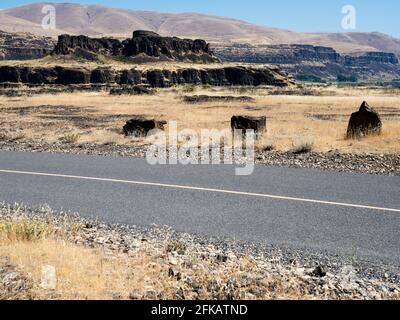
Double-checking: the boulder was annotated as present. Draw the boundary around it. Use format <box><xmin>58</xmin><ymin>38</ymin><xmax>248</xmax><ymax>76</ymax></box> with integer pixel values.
<box><xmin>231</xmin><ymin>116</ymin><xmax>267</xmax><ymax>136</ymax></box>
<box><xmin>123</xmin><ymin>117</ymin><xmax>167</xmax><ymax>137</ymax></box>
<box><xmin>347</xmin><ymin>101</ymin><xmax>382</xmax><ymax>138</ymax></box>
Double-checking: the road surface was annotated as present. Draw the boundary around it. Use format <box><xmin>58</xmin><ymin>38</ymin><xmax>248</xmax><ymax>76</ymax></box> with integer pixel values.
<box><xmin>0</xmin><ymin>150</ymin><xmax>399</xmax><ymax>265</ymax></box>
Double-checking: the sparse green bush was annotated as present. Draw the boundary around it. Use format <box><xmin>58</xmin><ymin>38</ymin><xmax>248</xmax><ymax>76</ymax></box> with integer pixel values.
<box><xmin>261</xmin><ymin>143</ymin><xmax>275</xmax><ymax>152</ymax></box>
<box><xmin>297</xmin><ymin>75</ymin><xmax>326</xmax><ymax>83</ymax></box>
<box><xmin>292</xmin><ymin>138</ymin><xmax>314</xmax><ymax>154</ymax></box>
<box><xmin>181</xmin><ymin>84</ymin><xmax>196</xmax><ymax>93</ymax></box>
<box><xmin>234</xmin><ymin>86</ymin><xmax>256</xmax><ymax>95</ymax></box>
<box><xmin>337</xmin><ymin>74</ymin><xmax>358</xmax><ymax>83</ymax></box>
<box><xmin>61</xmin><ymin>133</ymin><xmax>80</xmax><ymax>144</ymax></box>
<box><xmin>0</xmin><ymin>218</ymin><xmax>55</xmax><ymax>242</ymax></box>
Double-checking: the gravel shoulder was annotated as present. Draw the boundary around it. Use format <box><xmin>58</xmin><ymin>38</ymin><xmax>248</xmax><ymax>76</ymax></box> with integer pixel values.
<box><xmin>1</xmin><ymin>140</ymin><xmax>399</xmax><ymax>176</ymax></box>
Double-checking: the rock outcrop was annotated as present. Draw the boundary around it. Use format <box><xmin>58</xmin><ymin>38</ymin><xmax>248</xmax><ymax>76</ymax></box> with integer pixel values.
<box><xmin>123</xmin><ymin>117</ymin><xmax>167</xmax><ymax>137</ymax></box>
<box><xmin>0</xmin><ymin>65</ymin><xmax>292</xmax><ymax>87</ymax></box>
<box><xmin>0</xmin><ymin>66</ymin><xmax>20</xmax><ymax>82</ymax></box>
<box><xmin>0</xmin><ymin>30</ymin><xmax>55</xmax><ymax>60</ymax></box>
<box><xmin>122</xmin><ymin>30</ymin><xmax>217</xmax><ymax>63</ymax></box>
<box><xmin>56</xmin><ymin>67</ymin><xmax>91</xmax><ymax>85</ymax></box>
<box><xmin>142</xmin><ymin>66</ymin><xmax>290</xmax><ymax>87</ymax></box>
<box><xmin>231</xmin><ymin>116</ymin><xmax>267</xmax><ymax>136</ymax></box>
<box><xmin>53</xmin><ymin>34</ymin><xmax>123</xmax><ymax>57</ymax></box>
<box><xmin>215</xmin><ymin>43</ymin><xmax>400</xmax><ymax>81</ymax></box>
<box><xmin>347</xmin><ymin>101</ymin><xmax>383</xmax><ymax>138</ymax></box>
<box><xmin>119</xmin><ymin>69</ymin><xmax>141</xmax><ymax>85</ymax></box>
<box><xmin>90</xmin><ymin>68</ymin><xmax>116</xmax><ymax>84</ymax></box>
<box><xmin>52</xmin><ymin>30</ymin><xmax>219</xmax><ymax>63</ymax></box>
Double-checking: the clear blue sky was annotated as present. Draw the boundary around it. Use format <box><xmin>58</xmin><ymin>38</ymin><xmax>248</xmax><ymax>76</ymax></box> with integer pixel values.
<box><xmin>1</xmin><ymin>0</ymin><xmax>399</xmax><ymax>38</ymax></box>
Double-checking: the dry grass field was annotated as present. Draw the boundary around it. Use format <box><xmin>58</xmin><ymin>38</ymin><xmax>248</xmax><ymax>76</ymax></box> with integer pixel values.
<box><xmin>1</xmin><ymin>206</ymin><xmax>399</xmax><ymax>300</ymax></box>
<box><xmin>0</xmin><ymin>84</ymin><xmax>400</xmax><ymax>154</ymax></box>
<box><xmin>0</xmin><ymin>55</ymin><xmax>247</xmax><ymax>71</ymax></box>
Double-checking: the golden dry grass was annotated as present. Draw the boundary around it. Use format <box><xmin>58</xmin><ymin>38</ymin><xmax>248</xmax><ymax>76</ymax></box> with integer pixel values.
<box><xmin>1</xmin><ymin>212</ymin><xmax>399</xmax><ymax>300</ymax></box>
<box><xmin>0</xmin><ymin>85</ymin><xmax>399</xmax><ymax>154</ymax></box>
<box><xmin>0</xmin><ymin>55</ymin><xmax>255</xmax><ymax>71</ymax></box>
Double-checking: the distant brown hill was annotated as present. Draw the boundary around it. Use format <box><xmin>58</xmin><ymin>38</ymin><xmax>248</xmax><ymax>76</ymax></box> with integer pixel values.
<box><xmin>1</xmin><ymin>2</ymin><xmax>400</xmax><ymax>57</ymax></box>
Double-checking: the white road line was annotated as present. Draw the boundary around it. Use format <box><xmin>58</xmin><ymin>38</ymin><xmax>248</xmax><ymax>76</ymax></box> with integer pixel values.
<box><xmin>0</xmin><ymin>169</ymin><xmax>399</xmax><ymax>213</ymax></box>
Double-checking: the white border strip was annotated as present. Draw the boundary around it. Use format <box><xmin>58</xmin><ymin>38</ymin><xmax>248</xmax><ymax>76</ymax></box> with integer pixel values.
<box><xmin>0</xmin><ymin>169</ymin><xmax>399</xmax><ymax>213</ymax></box>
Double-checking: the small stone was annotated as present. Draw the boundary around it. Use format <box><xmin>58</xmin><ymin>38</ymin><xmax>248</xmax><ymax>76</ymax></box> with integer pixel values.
<box><xmin>168</xmin><ymin>268</ymin><xmax>182</xmax><ymax>281</ymax></box>
<box><xmin>143</xmin><ymin>290</ymin><xmax>158</xmax><ymax>300</ymax></box>
<box><xmin>129</xmin><ymin>290</ymin><xmax>140</xmax><ymax>300</ymax></box>
<box><xmin>168</xmin><ymin>256</ymin><xmax>179</xmax><ymax>266</ymax></box>
<box><xmin>311</xmin><ymin>266</ymin><xmax>327</xmax><ymax>278</ymax></box>
<box><xmin>216</xmin><ymin>254</ymin><xmax>228</xmax><ymax>263</ymax></box>
<box><xmin>2</xmin><ymin>272</ymin><xmax>21</xmax><ymax>286</ymax></box>
<box><xmin>175</xmin><ymin>287</ymin><xmax>185</xmax><ymax>300</ymax></box>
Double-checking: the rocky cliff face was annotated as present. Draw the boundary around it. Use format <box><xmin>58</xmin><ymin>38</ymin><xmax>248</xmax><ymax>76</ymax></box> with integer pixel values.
<box><xmin>0</xmin><ymin>65</ymin><xmax>291</xmax><ymax>87</ymax></box>
<box><xmin>0</xmin><ymin>30</ymin><xmax>55</xmax><ymax>60</ymax></box>
<box><xmin>52</xmin><ymin>34</ymin><xmax>123</xmax><ymax>57</ymax></box>
<box><xmin>344</xmin><ymin>52</ymin><xmax>399</xmax><ymax>66</ymax></box>
<box><xmin>215</xmin><ymin>44</ymin><xmax>400</xmax><ymax>81</ymax></box>
<box><xmin>52</xmin><ymin>30</ymin><xmax>219</xmax><ymax>63</ymax></box>
<box><xmin>122</xmin><ymin>31</ymin><xmax>215</xmax><ymax>62</ymax></box>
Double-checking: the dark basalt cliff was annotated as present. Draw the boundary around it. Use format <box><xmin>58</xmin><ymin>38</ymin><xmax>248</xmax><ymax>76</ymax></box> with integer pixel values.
<box><xmin>215</xmin><ymin>44</ymin><xmax>400</xmax><ymax>81</ymax></box>
<box><xmin>0</xmin><ymin>30</ymin><xmax>55</xmax><ymax>60</ymax></box>
<box><xmin>0</xmin><ymin>65</ymin><xmax>291</xmax><ymax>87</ymax></box>
<box><xmin>344</xmin><ymin>52</ymin><xmax>399</xmax><ymax>66</ymax></box>
<box><xmin>52</xmin><ymin>35</ymin><xmax>123</xmax><ymax>57</ymax></box>
<box><xmin>52</xmin><ymin>30</ymin><xmax>219</xmax><ymax>63</ymax></box>
<box><xmin>122</xmin><ymin>31</ymin><xmax>214</xmax><ymax>61</ymax></box>
<box><xmin>2</xmin><ymin>29</ymin><xmax>399</xmax><ymax>82</ymax></box>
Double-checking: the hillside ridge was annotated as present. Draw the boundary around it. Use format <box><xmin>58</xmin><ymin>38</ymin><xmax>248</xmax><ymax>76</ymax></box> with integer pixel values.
<box><xmin>1</xmin><ymin>2</ymin><xmax>400</xmax><ymax>57</ymax></box>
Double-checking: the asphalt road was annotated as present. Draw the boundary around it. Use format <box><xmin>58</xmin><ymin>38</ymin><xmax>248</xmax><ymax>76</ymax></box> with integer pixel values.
<box><xmin>0</xmin><ymin>150</ymin><xmax>399</xmax><ymax>265</ymax></box>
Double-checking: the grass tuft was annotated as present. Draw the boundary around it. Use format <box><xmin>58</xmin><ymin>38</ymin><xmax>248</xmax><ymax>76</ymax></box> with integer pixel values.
<box><xmin>60</xmin><ymin>133</ymin><xmax>80</xmax><ymax>144</ymax></box>
<box><xmin>0</xmin><ymin>218</ymin><xmax>55</xmax><ymax>242</ymax></box>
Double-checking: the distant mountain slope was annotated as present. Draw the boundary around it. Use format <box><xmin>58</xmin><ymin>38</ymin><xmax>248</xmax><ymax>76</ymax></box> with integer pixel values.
<box><xmin>0</xmin><ymin>10</ymin><xmax>66</xmax><ymax>36</ymax></box>
<box><xmin>1</xmin><ymin>2</ymin><xmax>400</xmax><ymax>56</ymax></box>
